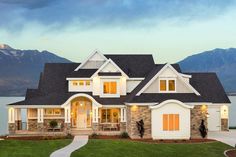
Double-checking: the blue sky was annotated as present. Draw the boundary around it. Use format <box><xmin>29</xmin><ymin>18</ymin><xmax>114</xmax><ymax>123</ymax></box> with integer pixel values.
<box><xmin>1</xmin><ymin>0</ymin><xmax>236</xmax><ymax>63</ymax></box>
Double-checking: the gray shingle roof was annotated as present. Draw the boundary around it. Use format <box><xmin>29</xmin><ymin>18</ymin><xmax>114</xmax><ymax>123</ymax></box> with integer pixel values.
<box><xmin>8</xmin><ymin>55</ymin><xmax>230</xmax><ymax>106</ymax></box>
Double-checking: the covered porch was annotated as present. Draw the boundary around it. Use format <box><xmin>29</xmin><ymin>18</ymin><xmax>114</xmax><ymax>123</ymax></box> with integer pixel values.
<box><xmin>8</xmin><ymin>94</ymin><xmax>127</xmax><ymax>135</ymax></box>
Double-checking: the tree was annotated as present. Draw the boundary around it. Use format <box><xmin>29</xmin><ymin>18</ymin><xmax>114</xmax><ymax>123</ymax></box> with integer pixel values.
<box><xmin>199</xmin><ymin>119</ymin><xmax>207</xmax><ymax>138</ymax></box>
<box><xmin>136</xmin><ymin>119</ymin><xmax>145</xmax><ymax>138</ymax></box>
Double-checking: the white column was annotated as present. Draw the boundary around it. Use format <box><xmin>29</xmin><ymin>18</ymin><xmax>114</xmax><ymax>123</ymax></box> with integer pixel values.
<box><xmin>93</xmin><ymin>106</ymin><xmax>99</xmax><ymax>123</ymax></box>
<box><xmin>8</xmin><ymin>107</ymin><xmax>15</xmax><ymax>123</ymax></box>
<box><xmin>64</xmin><ymin>105</ymin><xmax>71</xmax><ymax>123</ymax></box>
<box><xmin>37</xmin><ymin>108</ymin><xmax>44</xmax><ymax>123</ymax></box>
<box><xmin>120</xmin><ymin>108</ymin><xmax>127</xmax><ymax>122</ymax></box>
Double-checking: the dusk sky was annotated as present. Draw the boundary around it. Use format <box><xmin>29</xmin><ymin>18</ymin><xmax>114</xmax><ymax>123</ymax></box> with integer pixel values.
<box><xmin>1</xmin><ymin>0</ymin><xmax>236</xmax><ymax>63</ymax></box>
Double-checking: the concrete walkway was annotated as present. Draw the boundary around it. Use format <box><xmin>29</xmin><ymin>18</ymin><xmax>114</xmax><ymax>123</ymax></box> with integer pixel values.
<box><xmin>50</xmin><ymin>135</ymin><xmax>88</xmax><ymax>157</ymax></box>
<box><xmin>208</xmin><ymin>130</ymin><xmax>236</xmax><ymax>147</ymax></box>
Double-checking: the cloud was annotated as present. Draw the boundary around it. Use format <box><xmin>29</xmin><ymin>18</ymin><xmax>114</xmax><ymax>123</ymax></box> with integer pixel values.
<box><xmin>0</xmin><ymin>0</ymin><xmax>236</xmax><ymax>31</ymax></box>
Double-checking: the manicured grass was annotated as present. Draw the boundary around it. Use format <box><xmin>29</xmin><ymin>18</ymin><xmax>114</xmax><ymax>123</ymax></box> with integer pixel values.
<box><xmin>0</xmin><ymin>139</ymin><xmax>72</xmax><ymax>157</ymax></box>
<box><xmin>72</xmin><ymin>139</ymin><xmax>232</xmax><ymax>157</ymax></box>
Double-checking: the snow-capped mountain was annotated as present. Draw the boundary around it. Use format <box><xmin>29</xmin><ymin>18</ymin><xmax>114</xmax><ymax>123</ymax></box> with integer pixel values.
<box><xmin>0</xmin><ymin>44</ymin><xmax>72</xmax><ymax>96</ymax></box>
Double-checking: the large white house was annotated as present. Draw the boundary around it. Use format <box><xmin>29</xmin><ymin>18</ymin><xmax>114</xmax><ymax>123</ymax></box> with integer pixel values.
<box><xmin>8</xmin><ymin>51</ymin><xmax>230</xmax><ymax>139</ymax></box>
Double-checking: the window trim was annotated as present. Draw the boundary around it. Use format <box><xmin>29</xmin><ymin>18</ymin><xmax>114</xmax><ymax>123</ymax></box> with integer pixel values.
<box><xmin>159</xmin><ymin>78</ymin><xmax>176</xmax><ymax>93</ymax></box>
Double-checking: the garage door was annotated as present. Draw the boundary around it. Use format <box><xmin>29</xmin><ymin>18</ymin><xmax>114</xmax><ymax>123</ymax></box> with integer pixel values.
<box><xmin>208</xmin><ymin>106</ymin><xmax>221</xmax><ymax>131</ymax></box>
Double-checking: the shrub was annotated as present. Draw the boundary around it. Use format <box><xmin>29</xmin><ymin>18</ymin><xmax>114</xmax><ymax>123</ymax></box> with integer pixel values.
<box><xmin>120</xmin><ymin>132</ymin><xmax>129</xmax><ymax>138</ymax></box>
<box><xmin>49</xmin><ymin>120</ymin><xmax>58</xmax><ymax>131</ymax></box>
<box><xmin>91</xmin><ymin>132</ymin><xmax>98</xmax><ymax>139</ymax></box>
<box><xmin>66</xmin><ymin>133</ymin><xmax>74</xmax><ymax>139</ymax></box>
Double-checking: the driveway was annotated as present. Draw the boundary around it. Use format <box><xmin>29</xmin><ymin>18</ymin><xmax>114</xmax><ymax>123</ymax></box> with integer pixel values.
<box><xmin>208</xmin><ymin>130</ymin><xmax>236</xmax><ymax>147</ymax></box>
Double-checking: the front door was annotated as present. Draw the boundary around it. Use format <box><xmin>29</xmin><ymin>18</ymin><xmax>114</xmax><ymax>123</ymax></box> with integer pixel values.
<box><xmin>77</xmin><ymin>113</ymin><xmax>87</xmax><ymax>129</ymax></box>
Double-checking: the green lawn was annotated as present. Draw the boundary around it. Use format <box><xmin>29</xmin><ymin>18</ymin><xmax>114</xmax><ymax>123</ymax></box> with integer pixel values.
<box><xmin>72</xmin><ymin>139</ymin><xmax>232</xmax><ymax>157</ymax></box>
<box><xmin>0</xmin><ymin>139</ymin><xmax>72</xmax><ymax>157</ymax></box>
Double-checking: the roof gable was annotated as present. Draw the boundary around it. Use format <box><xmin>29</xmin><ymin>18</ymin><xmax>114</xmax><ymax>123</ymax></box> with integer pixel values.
<box><xmin>136</xmin><ymin>64</ymin><xmax>200</xmax><ymax>96</ymax></box>
<box><xmin>75</xmin><ymin>51</ymin><xmax>107</xmax><ymax>71</ymax></box>
<box><xmin>91</xmin><ymin>59</ymin><xmax>129</xmax><ymax>78</ymax></box>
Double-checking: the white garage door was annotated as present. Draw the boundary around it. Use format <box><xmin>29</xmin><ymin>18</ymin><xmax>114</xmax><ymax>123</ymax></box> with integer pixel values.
<box><xmin>208</xmin><ymin>106</ymin><xmax>221</xmax><ymax>131</ymax></box>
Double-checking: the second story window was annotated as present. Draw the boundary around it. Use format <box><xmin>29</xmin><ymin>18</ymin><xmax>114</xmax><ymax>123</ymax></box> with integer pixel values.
<box><xmin>160</xmin><ymin>79</ymin><xmax>176</xmax><ymax>92</ymax></box>
<box><xmin>103</xmin><ymin>82</ymin><xmax>117</xmax><ymax>94</ymax></box>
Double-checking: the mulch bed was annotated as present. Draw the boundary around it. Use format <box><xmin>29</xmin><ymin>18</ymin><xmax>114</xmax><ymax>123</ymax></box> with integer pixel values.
<box><xmin>225</xmin><ymin>149</ymin><xmax>236</xmax><ymax>157</ymax></box>
<box><xmin>89</xmin><ymin>135</ymin><xmax>216</xmax><ymax>144</ymax></box>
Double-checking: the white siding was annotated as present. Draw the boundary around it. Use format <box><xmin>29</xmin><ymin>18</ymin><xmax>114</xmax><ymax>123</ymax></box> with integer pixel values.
<box><xmin>152</xmin><ymin>102</ymin><xmax>191</xmax><ymax>139</ymax></box>
<box><xmin>92</xmin><ymin>76</ymin><xmax>100</xmax><ymax>95</ymax></box>
<box><xmin>126</xmin><ymin>80</ymin><xmax>141</xmax><ymax>93</ymax></box>
<box><xmin>101</xmin><ymin>62</ymin><xmax>119</xmax><ymax>72</ymax></box>
<box><xmin>82</xmin><ymin>60</ymin><xmax>105</xmax><ymax>69</ymax></box>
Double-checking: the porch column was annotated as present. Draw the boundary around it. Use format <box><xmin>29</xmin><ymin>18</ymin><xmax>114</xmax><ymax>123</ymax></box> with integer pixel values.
<box><xmin>120</xmin><ymin>107</ymin><xmax>127</xmax><ymax>132</ymax></box>
<box><xmin>8</xmin><ymin>107</ymin><xmax>16</xmax><ymax>134</ymax></box>
<box><xmin>15</xmin><ymin>109</ymin><xmax>22</xmax><ymax>130</ymax></box>
<box><xmin>92</xmin><ymin>105</ymin><xmax>99</xmax><ymax>131</ymax></box>
<box><xmin>64</xmin><ymin>105</ymin><xmax>71</xmax><ymax>134</ymax></box>
<box><xmin>37</xmin><ymin>108</ymin><xmax>44</xmax><ymax>132</ymax></box>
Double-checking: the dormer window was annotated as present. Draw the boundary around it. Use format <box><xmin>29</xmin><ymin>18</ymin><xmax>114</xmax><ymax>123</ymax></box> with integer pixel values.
<box><xmin>159</xmin><ymin>79</ymin><xmax>176</xmax><ymax>92</ymax></box>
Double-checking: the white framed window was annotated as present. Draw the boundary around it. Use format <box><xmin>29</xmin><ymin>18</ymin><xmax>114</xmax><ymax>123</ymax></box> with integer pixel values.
<box><xmin>159</xmin><ymin>78</ymin><xmax>176</xmax><ymax>92</ymax></box>
<box><xmin>100</xmin><ymin>79</ymin><xmax>120</xmax><ymax>97</ymax></box>
<box><xmin>45</xmin><ymin>109</ymin><xmax>62</xmax><ymax>115</ymax></box>
<box><xmin>103</xmin><ymin>82</ymin><xmax>117</xmax><ymax>94</ymax></box>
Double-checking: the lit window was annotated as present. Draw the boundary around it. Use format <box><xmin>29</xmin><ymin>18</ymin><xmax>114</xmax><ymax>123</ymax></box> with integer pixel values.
<box><xmin>85</xmin><ymin>81</ymin><xmax>90</xmax><ymax>86</ymax></box>
<box><xmin>72</xmin><ymin>81</ymin><xmax>78</xmax><ymax>86</ymax></box>
<box><xmin>79</xmin><ymin>81</ymin><xmax>84</xmax><ymax>86</ymax></box>
<box><xmin>160</xmin><ymin>80</ymin><xmax>167</xmax><ymax>91</ymax></box>
<box><xmin>163</xmin><ymin>114</ymin><xmax>179</xmax><ymax>131</ymax></box>
<box><xmin>103</xmin><ymin>82</ymin><xmax>117</xmax><ymax>94</ymax></box>
<box><xmin>54</xmin><ymin>109</ymin><xmax>61</xmax><ymax>115</ymax></box>
<box><xmin>101</xmin><ymin>108</ymin><xmax>119</xmax><ymax>123</ymax></box>
<box><xmin>168</xmin><ymin>80</ymin><xmax>175</xmax><ymax>91</ymax></box>
<box><xmin>45</xmin><ymin>109</ymin><xmax>53</xmax><ymax>115</ymax></box>
<box><xmin>45</xmin><ymin>109</ymin><xmax>61</xmax><ymax>115</ymax></box>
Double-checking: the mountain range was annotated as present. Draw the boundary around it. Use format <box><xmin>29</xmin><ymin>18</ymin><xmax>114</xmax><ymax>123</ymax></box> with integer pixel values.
<box><xmin>0</xmin><ymin>44</ymin><xmax>235</xmax><ymax>96</ymax></box>
<box><xmin>0</xmin><ymin>44</ymin><xmax>71</xmax><ymax>96</ymax></box>
<box><xmin>178</xmin><ymin>48</ymin><xmax>236</xmax><ymax>93</ymax></box>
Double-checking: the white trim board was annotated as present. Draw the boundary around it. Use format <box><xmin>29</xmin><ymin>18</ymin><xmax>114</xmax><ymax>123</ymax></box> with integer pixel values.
<box><xmin>136</xmin><ymin>64</ymin><xmax>200</xmax><ymax>96</ymax></box>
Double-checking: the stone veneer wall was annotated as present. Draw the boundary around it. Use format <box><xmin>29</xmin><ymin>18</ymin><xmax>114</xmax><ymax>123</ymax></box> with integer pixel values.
<box><xmin>28</xmin><ymin>119</ymin><xmax>38</xmax><ymax>131</ymax></box>
<box><xmin>8</xmin><ymin>123</ymin><xmax>16</xmax><ymax>134</ymax></box>
<box><xmin>126</xmin><ymin>106</ymin><xmax>151</xmax><ymax>139</ymax></box>
<box><xmin>120</xmin><ymin>122</ymin><xmax>126</xmax><ymax>132</ymax></box>
<box><xmin>221</xmin><ymin>119</ymin><xmax>228</xmax><ymax>131</ymax></box>
<box><xmin>190</xmin><ymin>105</ymin><xmax>208</xmax><ymax>139</ymax></box>
<box><xmin>43</xmin><ymin>119</ymin><xmax>65</xmax><ymax>131</ymax></box>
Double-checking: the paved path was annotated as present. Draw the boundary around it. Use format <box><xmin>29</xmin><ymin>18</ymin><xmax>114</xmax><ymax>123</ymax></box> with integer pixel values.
<box><xmin>50</xmin><ymin>135</ymin><xmax>88</xmax><ymax>157</ymax></box>
<box><xmin>208</xmin><ymin>130</ymin><xmax>236</xmax><ymax>147</ymax></box>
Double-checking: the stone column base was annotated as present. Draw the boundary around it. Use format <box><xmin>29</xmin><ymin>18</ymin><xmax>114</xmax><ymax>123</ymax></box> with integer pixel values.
<box><xmin>8</xmin><ymin>123</ymin><xmax>16</xmax><ymax>135</ymax></box>
<box><xmin>37</xmin><ymin>123</ymin><xmax>44</xmax><ymax>132</ymax></box>
<box><xmin>64</xmin><ymin>123</ymin><xmax>71</xmax><ymax>134</ymax></box>
<box><xmin>92</xmin><ymin>123</ymin><xmax>99</xmax><ymax>132</ymax></box>
<box><xmin>221</xmin><ymin>119</ymin><xmax>229</xmax><ymax>131</ymax></box>
<box><xmin>120</xmin><ymin>122</ymin><xmax>126</xmax><ymax>132</ymax></box>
